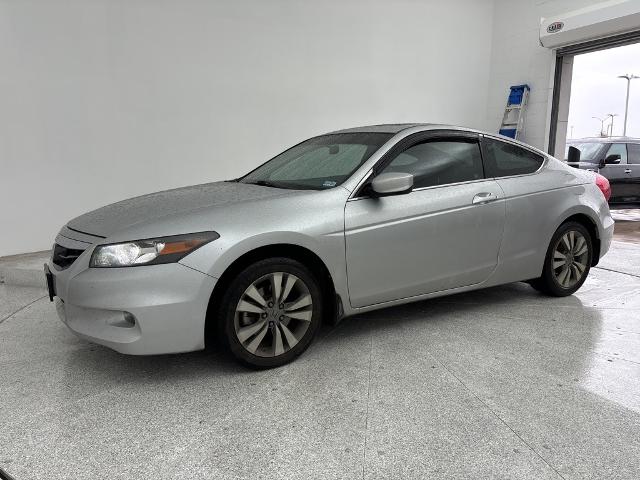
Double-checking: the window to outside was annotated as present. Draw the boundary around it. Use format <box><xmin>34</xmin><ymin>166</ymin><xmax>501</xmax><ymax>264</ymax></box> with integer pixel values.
<box><xmin>627</xmin><ymin>144</ymin><xmax>640</xmax><ymax>165</ymax></box>
<box><xmin>381</xmin><ymin>140</ymin><xmax>484</xmax><ymax>189</ymax></box>
<box><xmin>483</xmin><ymin>138</ymin><xmax>544</xmax><ymax>177</ymax></box>
<box><xmin>565</xmin><ymin>142</ymin><xmax>605</xmax><ymax>161</ymax></box>
<box><xmin>240</xmin><ymin>132</ymin><xmax>392</xmax><ymax>190</ymax></box>
<box><xmin>606</xmin><ymin>143</ymin><xmax>628</xmax><ymax>163</ymax></box>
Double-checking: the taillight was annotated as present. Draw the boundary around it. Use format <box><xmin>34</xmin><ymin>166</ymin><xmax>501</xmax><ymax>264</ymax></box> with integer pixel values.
<box><xmin>595</xmin><ymin>173</ymin><xmax>611</xmax><ymax>201</ymax></box>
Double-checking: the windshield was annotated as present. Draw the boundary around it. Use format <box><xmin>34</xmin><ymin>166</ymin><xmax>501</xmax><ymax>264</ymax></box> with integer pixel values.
<box><xmin>565</xmin><ymin>142</ymin><xmax>606</xmax><ymax>162</ymax></box>
<box><xmin>240</xmin><ymin>132</ymin><xmax>393</xmax><ymax>190</ymax></box>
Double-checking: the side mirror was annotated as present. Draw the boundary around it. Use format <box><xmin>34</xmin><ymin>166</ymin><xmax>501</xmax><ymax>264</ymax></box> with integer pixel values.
<box><xmin>370</xmin><ymin>172</ymin><xmax>414</xmax><ymax>196</ymax></box>
<box><xmin>604</xmin><ymin>154</ymin><xmax>621</xmax><ymax>165</ymax></box>
<box><xmin>567</xmin><ymin>146</ymin><xmax>581</xmax><ymax>163</ymax></box>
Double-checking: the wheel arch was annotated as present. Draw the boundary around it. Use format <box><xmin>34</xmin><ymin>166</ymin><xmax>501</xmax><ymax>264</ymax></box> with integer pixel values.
<box><xmin>558</xmin><ymin>212</ymin><xmax>601</xmax><ymax>266</ymax></box>
<box><xmin>204</xmin><ymin>244</ymin><xmax>339</xmax><ymax>346</ymax></box>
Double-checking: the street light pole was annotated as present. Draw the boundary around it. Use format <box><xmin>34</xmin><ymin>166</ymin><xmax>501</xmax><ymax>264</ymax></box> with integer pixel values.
<box><xmin>617</xmin><ymin>74</ymin><xmax>639</xmax><ymax>137</ymax></box>
<box><xmin>592</xmin><ymin>116</ymin><xmax>605</xmax><ymax>137</ymax></box>
<box><xmin>606</xmin><ymin>113</ymin><xmax>618</xmax><ymax>137</ymax></box>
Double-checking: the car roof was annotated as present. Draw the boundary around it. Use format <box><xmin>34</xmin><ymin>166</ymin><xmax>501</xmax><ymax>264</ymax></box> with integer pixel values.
<box><xmin>328</xmin><ymin>123</ymin><xmax>428</xmax><ymax>134</ymax></box>
<box><xmin>328</xmin><ymin>123</ymin><xmax>503</xmax><ymax>135</ymax></box>
<box><xmin>568</xmin><ymin>137</ymin><xmax>640</xmax><ymax>144</ymax></box>
<box><xmin>326</xmin><ymin>124</ymin><xmax>549</xmax><ymax>156</ymax></box>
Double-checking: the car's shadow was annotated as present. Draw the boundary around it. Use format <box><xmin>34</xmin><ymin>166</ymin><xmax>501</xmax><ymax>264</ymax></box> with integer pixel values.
<box><xmin>61</xmin><ymin>281</ymin><xmax>587</xmax><ymax>388</ymax></box>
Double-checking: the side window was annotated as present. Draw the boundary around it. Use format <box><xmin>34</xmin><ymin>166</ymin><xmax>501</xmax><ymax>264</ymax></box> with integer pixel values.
<box><xmin>381</xmin><ymin>140</ymin><xmax>484</xmax><ymax>189</ymax></box>
<box><xmin>627</xmin><ymin>144</ymin><xmax>640</xmax><ymax>165</ymax></box>
<box><xmin>606</xmin><ymin>143</ymin><xmax>628</xmax><ymax>164</ymax></box>
<box><xmin>483</xmin><ymin>138</ymin><xmax>544</xmax><ymax>177</ymax></box>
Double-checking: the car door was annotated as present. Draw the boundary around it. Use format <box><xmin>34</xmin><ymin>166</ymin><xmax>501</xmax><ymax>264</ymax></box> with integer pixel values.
<box><xmin>480</xmin><ymin>135</ymin><xmax>566</xmax><ymax>282</ymax></box>
<box><xmin>599</xmin><ymin>143</ymin><xmax>629</xmax><ymax>203</ymax></box>
<box><xmin>344</xmin><ymin>131</ymin><xmax>505</xmax><ymax>308</ymax></box>
<box><xmin>624</xmin><ymin>143</ymin><xmax>640</xmax><ymax>203</ymax></box>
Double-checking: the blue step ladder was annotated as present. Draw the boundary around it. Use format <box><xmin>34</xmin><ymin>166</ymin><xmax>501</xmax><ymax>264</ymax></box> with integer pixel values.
<box><xmin>499</xmin><ymin>84</ymin><xmax>530</xmax><ymax>140</ymax></box>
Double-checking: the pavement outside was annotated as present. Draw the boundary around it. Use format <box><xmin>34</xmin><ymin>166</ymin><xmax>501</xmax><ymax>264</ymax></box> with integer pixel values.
<box><xmin>1</xmin><ymin>210</ymin><xmax>639</xmax><ymax>480</ymax></box>
<box><xmin>610</xmin><ymin>207</ymin><xmax>640</xmax><ymax>244</ymax></box>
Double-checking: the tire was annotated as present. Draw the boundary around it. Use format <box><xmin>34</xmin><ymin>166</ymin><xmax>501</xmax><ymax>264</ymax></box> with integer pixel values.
<box><xmin>218</xmin><ymin>257</ymin><xmax>323</xmax><ymax>368</ymax></box>
<box><xmin>529</xmin><ymin>221</ymin><xmax>593</xmax><ymax>297</ymax></box>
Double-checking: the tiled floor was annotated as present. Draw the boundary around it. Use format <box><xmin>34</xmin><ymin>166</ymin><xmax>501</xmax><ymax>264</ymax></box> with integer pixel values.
<box><xmin>1</xmin><ymin>241</ymin><xmax>640</xmax><ymax>479</ymax></box>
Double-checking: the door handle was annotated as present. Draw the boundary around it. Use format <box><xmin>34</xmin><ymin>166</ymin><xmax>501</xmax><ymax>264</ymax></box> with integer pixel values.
<box><xmin>624</xmin><ymin>169</ymin><xmax>632</xmax><ymax>174</ymax></box>
<box><xmin>472</xmin><ymin>192</ymin><xmax>498</xmax><ymax>204</ymax></box>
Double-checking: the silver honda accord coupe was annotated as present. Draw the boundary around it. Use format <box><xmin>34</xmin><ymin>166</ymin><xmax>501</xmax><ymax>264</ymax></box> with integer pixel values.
<box><xmin>46</xmin><ymin>124</ymin><xmax>614</xmax><ymax>367</ymax></box>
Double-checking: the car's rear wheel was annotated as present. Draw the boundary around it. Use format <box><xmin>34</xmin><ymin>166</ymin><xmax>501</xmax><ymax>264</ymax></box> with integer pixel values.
<box><xmin>529</xmin><ymin>221</ymin><xmax>593</xmax><ymax>297</ymax></box>
<box><xmin>219</xmin><ymin>257</ymin><xmax>322</xmax><ymax>368</ymax></box>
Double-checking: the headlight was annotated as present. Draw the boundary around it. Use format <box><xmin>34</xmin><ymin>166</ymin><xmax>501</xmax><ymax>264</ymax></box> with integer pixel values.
<box><xmin>90</xmin><ymin>232</ymin><xmax>219</xmax><ymax>268</ymax></box>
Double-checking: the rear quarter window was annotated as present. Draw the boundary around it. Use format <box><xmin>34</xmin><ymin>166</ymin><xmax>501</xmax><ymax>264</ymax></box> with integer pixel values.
<box><xmin>483</xmin><ymin>138</ymin><xmax>545</xmax><ymax>177</ymax></box>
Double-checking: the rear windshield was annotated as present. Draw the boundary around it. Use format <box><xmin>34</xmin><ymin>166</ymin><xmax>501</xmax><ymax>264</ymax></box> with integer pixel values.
<box><xmin>565</xmin><ymin>142</ymin><xmax>606</xmax><ymax>162</ymax></box>
<box><xmin>240</xmin><ymin>133</ymin><xmax>392</xmax><ymax>190</ymax></box>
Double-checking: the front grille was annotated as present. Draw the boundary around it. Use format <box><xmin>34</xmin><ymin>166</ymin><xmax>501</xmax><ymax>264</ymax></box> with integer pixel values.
<box><xmin>52</xmin><ymin>244</ymin><xmax>85</xmax><ymax>270</ymax></box>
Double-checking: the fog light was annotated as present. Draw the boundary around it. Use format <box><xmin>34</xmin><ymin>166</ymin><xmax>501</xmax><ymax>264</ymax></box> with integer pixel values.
<box><xmin>107</xmin><ymin>311</ymin><xmax>137</xmax><ymax>328</ymax></box>
<box><xmin>123</xmin><ymin>312</ymin><xmax>136</xmax><ymax>327</ymax></box>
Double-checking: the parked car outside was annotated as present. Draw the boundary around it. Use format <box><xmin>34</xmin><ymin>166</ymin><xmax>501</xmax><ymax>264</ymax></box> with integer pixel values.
<box><xmin>46</xmin><ymin>124</ymin><xmax>614</xmax><ymax>368</ymax></box>
<box><xmin>566</xmin><ymin>137</ymin><xmax>640</xmax><ymax>204</ymax></box>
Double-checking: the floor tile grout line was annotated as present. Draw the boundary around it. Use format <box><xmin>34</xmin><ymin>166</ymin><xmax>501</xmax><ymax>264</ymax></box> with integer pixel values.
<box><xmin>433</xmin><ymin>309</ymin><xmax>640</xmax><ymax>334</ymax></box>
<box><xmin>591</xmin><ymin>350</ymin><xmax>640</xmax><ymax>366</ymax></box>
<box><xmin>432</xmin><ymin>300</ymin><xmax>640</xmax><ymax>310</ymax></box>
<box><xmin>430</xmin><ymin>354</ymin><xmax>567</xmax><ymax>480</ymax></box>
<box><xmin>431</xmin><ymin>301</ymin><xmax>640</xmax><ymax>312</ymax></box>
<box><xmin>0</xmin><ymin>295</ymin><xmax>47</xmax><ymax>325</ymax></box>
<box><xmin>594</xmin><ymin>266</ymin><xmax>640</xmax><ymax>279</ymax></box>
<box><xmin>361</xmin><ymin>334</ymin><xmax>373</xmax><ymax>480</ymax></box>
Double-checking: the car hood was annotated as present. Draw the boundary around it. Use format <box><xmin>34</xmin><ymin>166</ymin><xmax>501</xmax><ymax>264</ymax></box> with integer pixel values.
<box><xmin>67</xmin><ymin>181</ymin><xmax>298</xmax><ymax>238</ymax></box>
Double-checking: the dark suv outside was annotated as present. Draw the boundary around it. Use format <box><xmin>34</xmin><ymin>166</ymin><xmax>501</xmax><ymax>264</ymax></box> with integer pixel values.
<box><xmin>566</xmin><ymin>137</ymin><xmax>640</xmax><ymax>204</ymax></box>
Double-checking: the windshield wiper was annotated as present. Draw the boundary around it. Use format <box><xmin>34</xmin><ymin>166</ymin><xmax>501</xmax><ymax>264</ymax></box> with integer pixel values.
<box><xmin>247</xmin><ymin>180</ymin><xmax>285</xmax><ymax>189</ymax></box>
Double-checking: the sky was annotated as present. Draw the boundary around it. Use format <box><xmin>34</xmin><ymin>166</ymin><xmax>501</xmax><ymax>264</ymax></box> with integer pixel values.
<box><xmin>567</xmin><ymin>42</ymin><xmax>640</xmax><ymax>140</ymax></box>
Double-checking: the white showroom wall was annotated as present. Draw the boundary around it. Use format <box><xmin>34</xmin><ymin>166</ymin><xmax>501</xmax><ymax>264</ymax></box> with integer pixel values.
<box><xmin>0</xmin><ymin>0</ymin><xmax>498</xmax><ymax>256</ymax></box>
<box><xmin>485</xmin><ymin>0</ymin><xmax>612</xmax><ymax>152</ymax></box>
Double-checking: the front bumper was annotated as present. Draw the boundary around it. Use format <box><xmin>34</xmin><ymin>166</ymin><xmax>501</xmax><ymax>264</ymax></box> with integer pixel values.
<box><xmin>48</xmin><ymin>242</ymin><xmax>217</xmax><ymax>355</ymax></box>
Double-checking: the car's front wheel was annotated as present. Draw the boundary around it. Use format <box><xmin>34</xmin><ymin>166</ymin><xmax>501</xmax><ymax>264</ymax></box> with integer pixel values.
<box><xmin>219</xmin><ymin>257</ymin><xmax>322</xmax><ymax>368</ymax></box>
<box><xmin>529</xmin><ymin>221</ymin><xmax>593</xmax><ymax>297</ymax></box>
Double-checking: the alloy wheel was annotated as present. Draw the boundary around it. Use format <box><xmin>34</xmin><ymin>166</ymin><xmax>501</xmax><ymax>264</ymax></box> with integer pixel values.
<box><xmin>234</xmin><ymin>272</ymin><xmax>313</xmax><ymax>357</ymax></box>
<box><xmin>552</xmin><ymin>230</ymin><xmax>589</xmax><ymax>289</ymax></box>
